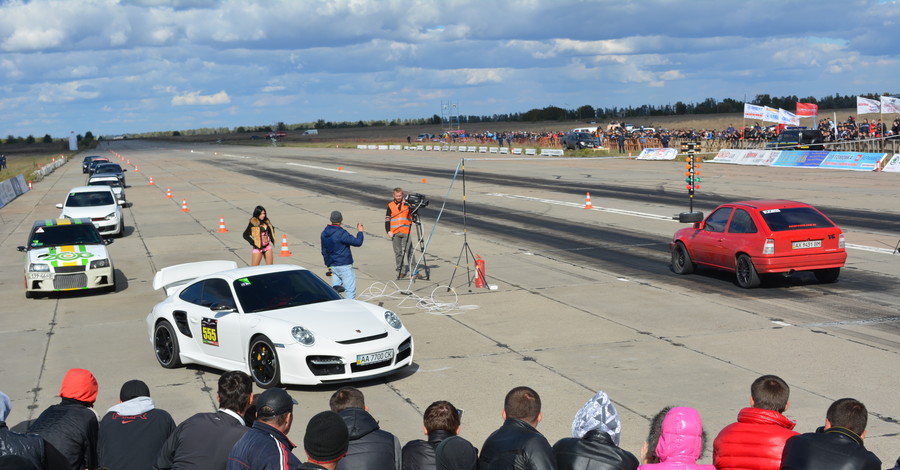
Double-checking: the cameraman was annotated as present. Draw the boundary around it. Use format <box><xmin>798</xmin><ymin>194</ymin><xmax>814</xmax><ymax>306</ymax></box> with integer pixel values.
<box><xmin>385</xmin><ymin>187</ymin><xmax>412</xmax><ymax>278</ymax></box>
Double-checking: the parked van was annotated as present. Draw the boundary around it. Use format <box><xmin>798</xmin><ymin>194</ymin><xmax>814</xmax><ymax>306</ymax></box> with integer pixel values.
<box><xmin>302</xmin><ymin>129</ymin><xmax>318</xmax><ymax>135</ymax></box>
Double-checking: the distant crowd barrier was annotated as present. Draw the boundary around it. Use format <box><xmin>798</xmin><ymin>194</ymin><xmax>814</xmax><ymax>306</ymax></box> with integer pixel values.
<box><xmin>0</xmin><ymin>174</ymin><xmax>30</xmax><ymax>209</ymax></box>
<box><xmin>711</xmin><ymin>149</ymin><xmax>888</xmax><ymax>171</ymax></box>
<box><xmin>355</xmin><ymin>143</ymin><xmax>557</xmax><ymax>156</ymax></box>
<box><xmin>636</xmin><ymin>148</ymin><xmax>678</xmax><ymax>160</ymax></box>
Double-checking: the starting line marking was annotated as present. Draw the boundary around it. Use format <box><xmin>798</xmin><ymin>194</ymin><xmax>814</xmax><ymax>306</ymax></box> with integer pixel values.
<box><xmin>486</xmin><ymin>193</ymin><xmax>896</xmax><ymax>256</ymax></box>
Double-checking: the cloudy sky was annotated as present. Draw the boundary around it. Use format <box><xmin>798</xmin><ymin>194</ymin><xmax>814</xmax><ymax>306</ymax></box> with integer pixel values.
<box><xmin>1</xmin><ymin>0</ymin><xmax>897</xmax><ymax>138</ymax></box>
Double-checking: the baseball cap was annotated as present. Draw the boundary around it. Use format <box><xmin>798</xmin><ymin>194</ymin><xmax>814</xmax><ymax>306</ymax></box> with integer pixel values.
<box><xmin>255</xmin><ymin>388</ymin><xmax>297</xmax><ymax>418</ymax></box>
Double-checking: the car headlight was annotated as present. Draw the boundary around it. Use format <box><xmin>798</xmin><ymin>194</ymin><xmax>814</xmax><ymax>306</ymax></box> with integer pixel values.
<box><xmin>292</xmin><ymin>326</ymin><xmax>315</xmax><ymax>346</ymax></box>
<box><xmin>29</xmin><ymin>263</ymin><xmax>50</xmax><ymax>272</ymax></box>
<box><xmin>384</xmin><ymin>310</ymin><xmax>402</xmax><ymax>330</ymax></box>
<box><xmin>104</xmin><ymin>212</ymin><xmax>117</xmax><ymax>221</ymax></box>
<box><xmin>89</xmin><ymin>259</ymin><xmax>110</xmax><ymax>269</ymax></box>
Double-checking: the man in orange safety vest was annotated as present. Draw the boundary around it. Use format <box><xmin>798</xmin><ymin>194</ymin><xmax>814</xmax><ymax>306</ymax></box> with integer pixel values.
<box><xmin>384</xmin><ymin>187</ymin><xmax>412</xmax><ymax>278</ymax></box>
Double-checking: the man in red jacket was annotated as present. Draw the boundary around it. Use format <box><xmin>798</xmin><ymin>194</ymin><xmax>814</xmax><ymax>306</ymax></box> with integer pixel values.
<box><xmin>713</xmin><ymin>375</ymin><xmax>799</xmax><ymax>470</ymax></box>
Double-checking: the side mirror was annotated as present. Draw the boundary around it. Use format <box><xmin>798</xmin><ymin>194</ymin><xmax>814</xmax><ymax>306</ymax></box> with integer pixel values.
<box><xmin>122</xmin><ymin>169</ymin><xmax>128</xmax><ymax>172</ymax></box>
<box><xmin>104</xmin><ymin>239</ymin><xmax>114</xmax><ymax>245</ymax></box>
<box><xmin>118</xmin><ymin>200</ymin><xmax>126</xmax><ymax>206</ymax></box>
<box><xmin>55</xmin><ymin>203</ymin><xmax>63</xmax><ymax>209</ymax></box>
<box><xmin>17</xmin><ymin>246</ymin><xmax>27</xmax><ymax>252</ymax></box>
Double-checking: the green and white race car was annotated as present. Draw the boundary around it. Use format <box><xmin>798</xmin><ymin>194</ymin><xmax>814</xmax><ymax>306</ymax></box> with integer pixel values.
<box><xmin>18</xmin><ymin>218</ymin><xmax>116</xmax><ymax>298</ymax></box>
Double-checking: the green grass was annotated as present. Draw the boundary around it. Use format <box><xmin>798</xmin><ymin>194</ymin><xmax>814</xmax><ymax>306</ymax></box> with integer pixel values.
<box><xmin>0</xmin><ymin>151</ymin><xmax>75</xmax><ymax>183</ymax></box>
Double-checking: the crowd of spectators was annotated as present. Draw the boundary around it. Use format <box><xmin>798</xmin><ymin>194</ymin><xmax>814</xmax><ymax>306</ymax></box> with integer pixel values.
<box><xmin>2</xmin><ymin>369</ymin><xmax>895</xmax><ymax>470</ymax></box>
<box><xmin>429</xmin><ymin>116</ymin><xmax>900</xmax><ymax>151</ymax></box>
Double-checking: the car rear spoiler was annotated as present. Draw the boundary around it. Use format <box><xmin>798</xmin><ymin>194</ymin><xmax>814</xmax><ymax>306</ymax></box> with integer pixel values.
<box><xmin>153</xmin><ymin>260</ymin><xmax>238</xmax><ymax>296</ymax></box>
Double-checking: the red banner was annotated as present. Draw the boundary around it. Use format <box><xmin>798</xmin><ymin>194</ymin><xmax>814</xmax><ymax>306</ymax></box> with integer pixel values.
<box><xmin>796</xmin><ymin>102</ymin><xmax>818</xmax><ymax>117</ymax></box>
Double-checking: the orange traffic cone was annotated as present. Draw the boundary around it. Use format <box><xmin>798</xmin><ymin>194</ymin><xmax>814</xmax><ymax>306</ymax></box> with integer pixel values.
<box><xmin>217</xmin><ymin>216</ymin><xmax>228</xmax><ymax>233</ymax></box>
<box><xmin>278</xmin><ymin>234</ymin><xmax>292</xmax><ymax>257</ymax></box>
<box><xmin>181</xmin><ymin>198</ymin><xmax>189</xmax><ymax>212</ymax></box>
<box><xmin>135</xmin><ymin>166</ymin><xmax>139</xmax><ymax>172</ymax></box>
<box><xmin>166</xmin><ymin>187</ymin><xmax>172</xmax><ymax>198</ymax></box>
<box><xmin>149</xmin><ymin>176</ymin><xmax>154</xmax><ymax>185</ymax></box>
<box><xmin>584</xmin><ymin>192</ymin><xmax>594</xmax><ymax>209</ymax></box>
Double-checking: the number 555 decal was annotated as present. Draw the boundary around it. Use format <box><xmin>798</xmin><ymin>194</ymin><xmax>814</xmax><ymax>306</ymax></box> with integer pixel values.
<box><xmin>201</xmin><ymin>318</ymin><xmax>219</xmax><ymax>346</ymax></box>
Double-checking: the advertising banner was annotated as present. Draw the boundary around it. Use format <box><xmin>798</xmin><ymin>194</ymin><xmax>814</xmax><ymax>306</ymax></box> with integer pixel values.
<box><xmin>743</xmin><ymin>103</ymin><xmax>764</xmax><ymax>120</ymax></box>
<box><xmin>772</xmin><ymin>151</ymin><xmax>829</xmax><ymax>168</ymax></box>
<box><xmin>856</xmin><ymin>97</ymin><xmax>881</xmax><ymax>114</ymax></box>
<box><xmin>821</xmin><ymin>152</ymin><xmax>886</xmax><ymax>171</ymax></box>
<box><xmin>880</xmin><ymin>96</ymin><xmax>900</xmax><ymax>114</ymax></box>
<box><xmin>882</xmin><ymin>154</ymin><xmax>900</xmax><ymax>172</ymax></box>
<box><xmin>763</xmin><ymin>107</ymin><xmax>780</xmax><ymax>123</ymax></box>
<box><xmin>778</xmin><ymin>108</ymin><xmax>800</xmax><ymax>125</ymax></box>
<box><xmin>736</xmin><ymin>150</ymin><xmax>781</xmax><ymax>166</ymax></box>
<box><xmin>0</xmin><ymin>178</ymin><xmax>18</xmax><ymax>208</ymax></box>
<box><xmin>796</xmin><ymin>102</ymin><xmax>818</xmax><ymax>117</ymax></box>
<box><xmin>636</xmin><ymin>148</ymin><xmax>677</xmax><ymax>160</ymax></box>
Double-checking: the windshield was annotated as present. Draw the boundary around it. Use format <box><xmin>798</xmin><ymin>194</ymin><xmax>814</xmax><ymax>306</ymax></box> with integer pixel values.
<box><xmin>94</xmin><ymin>164</ymin><xmax>122</xmax><ymax>173</ymax></box>
<box><xmin>29</xmin><ymin>224</ymin><xmax>104</xmax><ymax>248</ymax></box>
<box><xmin>65</xmin><ymin>191</ymin><xmax>115</xmax><ymax>207</ymax></box>
<box><xmin>234</xmin><ymin>270</ymin><xmax>342</xmax><ymax>313</ymax></box>
<box><xmin>760</xmin><ymin>207</ymin><xmax>835</xmax><ymax>231</ymax></box>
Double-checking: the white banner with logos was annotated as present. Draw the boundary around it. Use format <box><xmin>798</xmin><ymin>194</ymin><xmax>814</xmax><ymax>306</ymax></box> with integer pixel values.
<box><xmin>883</xmin><ymin>154</ymin><xmax>900</xmax><ymax>172</ymax></box>
<box><xmin>636</xmin><ymin>148</ymin><xmax>677</xmax><ymax>160</ymax></box>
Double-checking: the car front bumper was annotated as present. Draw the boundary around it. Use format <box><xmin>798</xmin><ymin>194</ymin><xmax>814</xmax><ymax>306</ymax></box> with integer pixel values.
<box><xmin>25</xmin><ymin>265</ymin><xmax>115</xmax><ymax>293</ymax></box>
<box><xmin>278</xmin><ymin>335</ymin><xmax>414</xmax><ymax>385</ymax></box>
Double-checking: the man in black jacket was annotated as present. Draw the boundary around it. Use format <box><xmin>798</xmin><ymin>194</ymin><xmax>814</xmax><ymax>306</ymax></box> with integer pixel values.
<box><xmin>553</xmin><ymin>390</ymin><xmax>637</xmax><ymax>470</ymax></box>
<box><xmin>478</xmin><ymin>386</ymin><xmax>555</xmax><ymax>470</ymax></box>
<box><xmin>1</xmin><ymin>391</ymin><xmax>69</xmax><ymax>470</ymax></box>
<box><xmin>98</xmin><ymin>380</ymin><xmax>175</xmax><ymax>470</ymax></box>
<box><xmin>330</xmin><ymin>387</ymin><xmax>401</xmax><ymax>470</ymax></box>
<box><xmin>780</xmin><ymin>397</ymin><xmax>880</xmax><ymax>470</ymax></box>
<box><xmin>402</xmin><ymin>400</ymin><xmax>462</xmax><ymax>470</ymax></box>
<box><xmin>27</xmin><ymin>368</ymin><xmax>100</xmax><ymax>470</ymax></box>
<box><xmin>154</xmin><ymin>371</ymin><xmax>253</xmax><ymax>470</ymax></box>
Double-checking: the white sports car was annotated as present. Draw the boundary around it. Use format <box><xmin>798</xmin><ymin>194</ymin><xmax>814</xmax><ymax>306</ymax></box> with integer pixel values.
<box><xmin>146</xmin><ymin>261</ymin><xmax>414</xmax><ymax>387</ymax></box>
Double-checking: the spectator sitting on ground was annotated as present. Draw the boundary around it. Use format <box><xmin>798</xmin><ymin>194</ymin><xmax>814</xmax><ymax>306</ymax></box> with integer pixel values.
<box><xmin>402</xmin><ymin>400</ymin><xmax>461</xmax><ymax>470</ymax></box>
<box><xmin>155</xmin><ymin>371</ymin><xmax>253</xmax><ymax>470</ymax></box>
<box><xmin>0</xmin><ymin>391</ymin><xmax>66</xmax><ymax>470</ymax></box>
<box><xmin>713</xmin><ymin>375</ymin><xmax>798</xmax><ymax>470</ymax></box>
<box><xmin>477</xmin><ymin>385</ymin><xmax>555</xmax><ymax>470</ymax></box>
<box><xmin>435</xmin><ymin>435</ymin><xmax>477</xmax><ymax>470</ymax></box>
<box><xmin>637</xmin><ymin>406</ymin><xmax>713</xmax><ymax>470</ymax></box>
<box><xmin>299</xmin><ymin>411</ymin><xmax>350</xmax><ymax>470</ymax></box>
<box><xmin>227</xmin><ymin>387</ymin><xmax>301</xmax><ymax>470</ymax></box>
<box><xmin>98</xmin><ymin>379</ymin><xmax>175</xmax><ymax>470</ymax></box>
<box><xmin>330</xmin><ymin>386</ymin><xmax>401</xmax><ymax>470</ymax></box>
<box><xmin>553</xmin><ymin>390</ymin><xmax>638</xmax><ymax>470</ymax></box>
<box><xmin>27</xmin><ymin>368</ymin><xmax>99</xmax><ymax>470</ymax></box>
<box><xmin>779</xmin><ymin>398</ymin><xmax>880</xmax><ymax>470</ymax></box>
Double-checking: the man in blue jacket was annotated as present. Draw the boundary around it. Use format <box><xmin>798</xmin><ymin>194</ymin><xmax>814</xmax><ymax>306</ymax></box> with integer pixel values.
<box><xmin>227</xmin><ymin>388</ymin><xmax>300</xmax><ymax>470</ymax></box>
<box><xmin>321</xmin><ymin>211</ymin><xmax>364</xmax><ymax>299</ymax></box>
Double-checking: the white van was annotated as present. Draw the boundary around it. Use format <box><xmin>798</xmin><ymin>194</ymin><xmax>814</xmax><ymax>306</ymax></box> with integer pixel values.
<box><xmin>302</xmin><ymin>129</ymin><xmax>318</xmax><ymax>135</ymax></box>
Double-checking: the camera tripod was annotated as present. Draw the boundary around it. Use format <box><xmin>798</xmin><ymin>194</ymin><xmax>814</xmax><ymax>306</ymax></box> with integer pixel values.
<box><xmin>396</xmin><ymin>214</ymin><xmax>430</xmax><ymax>281</ymax></box>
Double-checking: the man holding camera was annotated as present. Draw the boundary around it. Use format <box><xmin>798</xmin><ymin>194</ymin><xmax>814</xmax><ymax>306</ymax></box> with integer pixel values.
<box><xmin>385</xmin><ymin>187</ymin><xmax>413</xmax><ymax>278</ymax></box>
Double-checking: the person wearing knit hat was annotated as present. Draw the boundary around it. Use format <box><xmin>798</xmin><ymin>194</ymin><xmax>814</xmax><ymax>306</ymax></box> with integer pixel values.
<box><xmin>300</xmin><ymin>411</ymin><xmax>349</xmax><ymax>470</ymax></box>
<box><xmin>27</xmin><ymin>368</ymin><xmax>100</xmax><ymax>470</ymax></box>
<box><xmin>320</xmin><ymin>210</ymin><xmax>364</xmax><ymax>299</ymax></box>
<box><xmin>435</xmin><ymin>435</ymin><xmax>478</xmax><ymax>470</ymax></box>
<box><xmin>552</xmin><ymin>390</ymin><xmax>639</xmax><ymax>470</ymax></box>
<box><xmin>99</xmin><ymin>379</ymin><xmax>175</xmax><ymax>470</ymax></box>
<box><xmin>1</xmin><ymin>391</ymin><xmax>60</xmax><ymax>470</ymax></box>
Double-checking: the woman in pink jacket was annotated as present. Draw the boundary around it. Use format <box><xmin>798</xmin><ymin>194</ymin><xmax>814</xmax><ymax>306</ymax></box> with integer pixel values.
<box><xmin>638</xmin><ymin>406</ymin><xmax>715</xmax><ymax>470</ymax></box>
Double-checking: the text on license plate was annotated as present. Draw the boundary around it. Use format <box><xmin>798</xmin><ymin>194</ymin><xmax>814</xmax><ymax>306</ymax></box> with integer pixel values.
<box><xmin>792</xmin><ymin>240</ymin><xmax>822</xmax><ymax>249</ymax></box>
<box><xmin>357</xmin><ymin>349</ymin><xmax>394</xmax><ymax>366</ymax></box>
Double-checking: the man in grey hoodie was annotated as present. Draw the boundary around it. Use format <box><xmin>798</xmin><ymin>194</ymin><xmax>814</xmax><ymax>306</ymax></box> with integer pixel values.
<box><xmin>98</xmin><ymin>380</ymin><xmax>175</xmax><ymax>470</ymax></box>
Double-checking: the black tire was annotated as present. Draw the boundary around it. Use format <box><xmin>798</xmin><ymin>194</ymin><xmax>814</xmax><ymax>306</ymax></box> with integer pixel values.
<box><xmin>248</xmin><ymin>336</ymin><xmax>280</xmax><ymax>388</ymax></box>
<box><xmin>736</xmin><ymin>254</ymin><xmax>761</xmax><ymax>288</ymax></box>
<box><xmin>115</xmin><ymin>219</ymin><xmax>124</xmax><ymax>238</ymax></box>
<box><xmin>814</xmin><ymin>267</ymin><xmax>840</xmax><ymax>284</ymax></box>
<box><xmin>671</xmin><ymin>242</ymin><xmax>695</xmax><ymax>274</ymax></box>
<box><xmin>154</xmin><ymin>320</ymin><xmax>182</xmax><ymax>369</ymax></box>
<box><xmin>25</xmin><ymin>290</ymin><xmax>35</xmax><ymax>299</ymax></box>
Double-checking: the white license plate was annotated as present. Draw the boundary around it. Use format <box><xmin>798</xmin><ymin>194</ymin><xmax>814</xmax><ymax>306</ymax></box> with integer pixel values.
<box><xmin>792</xmin><ymin>240</ymin><xmax>822</xmax><ymax>249</ymax></box>
<box><xmin>357</xmin><ymin>349</ymin><xmax>394</xmax><ymax>366</ymax></box>
<box><xmin>29</xmin><ymin>272</ymin><xmax>52</xmax><ymax>279</ymax></box>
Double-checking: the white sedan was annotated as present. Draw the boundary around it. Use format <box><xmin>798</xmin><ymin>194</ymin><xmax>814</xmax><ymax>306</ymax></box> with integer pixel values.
<box><xmin>146</xmin><ymin>261</ymin><xmax>414</xmax><ymax>387</ymax></box>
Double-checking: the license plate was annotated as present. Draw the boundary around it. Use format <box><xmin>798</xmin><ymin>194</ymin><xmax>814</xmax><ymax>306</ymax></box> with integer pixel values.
<box><xmin>357</xmin><ymin>349</ymin><xmax>394</xmax><ymax>366</ymax></box>
<box><xmin>29</xmin><ymin>272</ymin><xmax>52</xmax><ymax>279</ymax></box>
<box><xmin>792</xmin><ymin>240</ymin><xmax>822</xmax><ymax>249</ymax></box>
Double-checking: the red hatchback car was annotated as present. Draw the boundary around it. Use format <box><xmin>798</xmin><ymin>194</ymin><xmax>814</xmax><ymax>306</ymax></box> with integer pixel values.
<box><xmin>670</xmin><ymin>200</ymin><xmax>847</xmax><ymax>288</ymax></box>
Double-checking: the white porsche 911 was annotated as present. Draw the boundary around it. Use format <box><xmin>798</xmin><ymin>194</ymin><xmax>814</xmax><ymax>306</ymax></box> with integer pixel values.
<box><xmin>146</xmin><ymin>261</ymin><xmax>414</xmax><ymax>388</ymax></box>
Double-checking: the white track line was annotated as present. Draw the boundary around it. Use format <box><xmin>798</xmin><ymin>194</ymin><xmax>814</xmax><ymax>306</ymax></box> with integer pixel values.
<box><xmin>287</xmin><ymin>162</ymin><xmax>356</xmax><ymax>173</ymax></box>
<box><xmin>486</xmin><ymin>193</ymin><xmax>897</xmax><ymax>256</ymax></box>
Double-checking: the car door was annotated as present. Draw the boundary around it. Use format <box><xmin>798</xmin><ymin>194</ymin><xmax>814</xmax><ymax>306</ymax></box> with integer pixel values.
<box><xmin>692</xmin><ymin>207</ymin><xmax>733</xmax><ymax>268</ymax></box>
<box><xmin>179</xmin><ymin>279</ymin><xmax>245</xmax><ymax>366</ymax></box>
<box><xmin>724</xmin><ymin>209</ymin><xmax>760</xmax><ymax>266</ymax></box>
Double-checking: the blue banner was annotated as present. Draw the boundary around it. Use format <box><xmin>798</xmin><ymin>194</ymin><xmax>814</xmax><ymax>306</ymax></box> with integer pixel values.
<box><xmin>820</xmin><ymin>152</ymin><xmax>886</xmax><ymax>171</ymax></box>
<box><xmin>772</xmin><ymin>151</ymin><xmax>829</xmax><ymax>168</ymax></box>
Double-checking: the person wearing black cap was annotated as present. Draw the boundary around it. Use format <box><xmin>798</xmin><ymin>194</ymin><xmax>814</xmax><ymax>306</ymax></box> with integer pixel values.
<box><xmin>300</xmin><ymin>411</ymin><xmax>350</xmax><ymax>470</ymax></box>
<box><xmin>227</xmin><ymin>388</ymin><xmax>301</xmax><ymax>470</ymax></box>
<box><xmin>320</xmin><ymin>211</ymin><xmax>364</xmax><ymax>299</ymax></box>
<box><xmin>98</xmin><ymin>380</ymin><xmax>175</xmax><ymax>470</ymax></box>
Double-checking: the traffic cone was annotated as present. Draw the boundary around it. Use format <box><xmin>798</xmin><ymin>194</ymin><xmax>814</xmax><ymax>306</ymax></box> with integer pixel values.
<box><xmin>584</xmin><ymin>192</ymin><xmax>594</xmax><ymax>209</ymax></box>
<box><xmin>278</xmin><ymin>234</ymin><xmax>292</xmax><ymax>257</ymax></box>
<box><xmin>28</xmin><ymin>181</ymin><xmax>32</xmax><ymax>190</ymax></box>
<box><xmin>217</xmin><ymin>216</ymin><xmax>228</xmax><ymax>233</ymax></box>
<box><xmin>166</xmin><ymin>187</ymin><xmax>172</xmax><ymax>199</ymax></box>
<box><xmin>135</xmin><ymin>166</ymin><xmax>139</xmax><ymax>172</ymax></box>
<box><xmin>149</xmin><ymin>176</ymin><xmax>154</xmax><ymax>185</ymax></box>
<box><xmin>181</xmin><ymin>198</ymin><xmax>189</xmax><ymax>212</ymax></box>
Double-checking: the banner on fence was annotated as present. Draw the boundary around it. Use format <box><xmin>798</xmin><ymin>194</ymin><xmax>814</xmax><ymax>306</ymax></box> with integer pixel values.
<box><xmin>820</xmin><ymin>152</ymin><xmax>886</xmax><ymax>171</ymax></box>
<box><xmin>713</xmin><ymin>149</ymin><xmax>886</xmax><ymax>171</ymax></box>
<box><xmin>636</xmin><ymin>148</ymin><xmax>677</xmax><ymax>160</ymax></box>
<box><xmin>773</xmin><ymin>151</ymin><xmax>829</xmax><ymax>168</ymax></box>
<box><xmin>883</xmin><ymin>154</ymin><xmax>900</xmax><ymax>172</ymax></box>
<box><xmin>0</xmin><ymin>174</ymin><xmax>30</xmax><ymax>209</ymax></box>
<box><xmin>711</xmin><ymin>149</ymin><xmax>781</xmax><ymax>165</ymax></box>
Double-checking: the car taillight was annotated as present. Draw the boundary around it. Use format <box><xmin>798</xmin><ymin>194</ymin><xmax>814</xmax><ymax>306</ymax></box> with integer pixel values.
<box><xmin>763</xmin><ymin>239</ymin><xmax>775</xmax><ymax>255</ymax></box>
<box><xmin>839</xmin><ymin>234</ymin><xmax>845</xmax><ymax>249</ymax></box>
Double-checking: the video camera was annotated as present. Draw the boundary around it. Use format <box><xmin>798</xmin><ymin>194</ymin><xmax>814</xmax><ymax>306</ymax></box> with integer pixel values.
<box><xmin>405</xmin><ymin>193</ymin><xmax>429</xmax><ymax>214</ymax></box>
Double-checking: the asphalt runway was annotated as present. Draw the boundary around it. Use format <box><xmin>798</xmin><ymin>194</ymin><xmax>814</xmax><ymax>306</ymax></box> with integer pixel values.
<box><xmin>1</xmin><ymin>140</ymin><xmax>897</xmax><ymax>463</ymax></box>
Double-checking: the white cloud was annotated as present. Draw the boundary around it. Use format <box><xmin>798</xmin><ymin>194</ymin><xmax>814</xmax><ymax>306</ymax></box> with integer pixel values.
<box><xmin>171</xmin><ymin>90</ymin><xmax>231</xmax><ymax>105</ymax></box>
